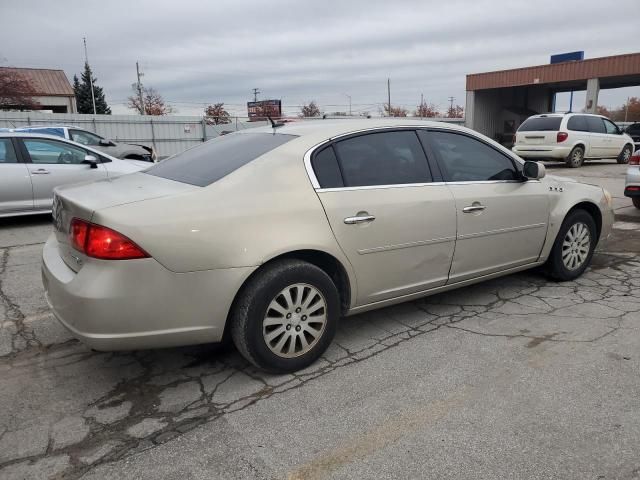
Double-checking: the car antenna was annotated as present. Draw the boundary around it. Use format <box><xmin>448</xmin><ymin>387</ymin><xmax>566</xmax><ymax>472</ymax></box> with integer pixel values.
<box><xmin>267</xmin><ymin>115</ymin><xmax>285</xmax><ymax>131</ymax></box>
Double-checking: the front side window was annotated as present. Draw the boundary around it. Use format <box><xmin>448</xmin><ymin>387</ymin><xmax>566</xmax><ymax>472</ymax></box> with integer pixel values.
<box><xmin>145</xmin><ymin>132</ymin><xmax>296</xmax><ymax>187</ymax></box>
<box><xmin>0</xmin><ymin>139</ymin><xmax>18</xmax><ymax>163</ymax></box>
<box><xmin>332</xmin><ymin>131</ymin><xmax>431</xmax><ymax>187</ymax></box>
<box><xmin>586</xmin><ymin>116</ymin><xmax>606</xmax><ymax>134</ymax></box>
<box><xmin>22</xmin><ymin>139</ymin><xmax>89</xmax><ymax>165</ymax></box>
<box><xmin>603</xmin><ymin>119</ymin><xmax>619</xmax><ymax>135</ymax></box>
<box><xmin>424</xmin><ymin>130</ymin><xmax>519</xmax><ymax>182</ymax></box>
<box><xmin>567</xmin><ymin>116</ymin><xmax>588</xmax><ymax>132</ymax></box>
<box><xmin>70</xmin><ymin>129</ymin><xmax>103</xmax><ymax>146</ymax></box>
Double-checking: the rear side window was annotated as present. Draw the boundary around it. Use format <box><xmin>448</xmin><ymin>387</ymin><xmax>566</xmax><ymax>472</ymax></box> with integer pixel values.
<box><xmin>333</xmin><ymin>131</ymin><xmax>431</xmax><ymax>187</ymax></box>
<box><xmin>0</xmin><ymin>139</ymin><xmax>18</xmax><ymax>163</ymax></box>
<box><xmin>311</xmin><ymin>146</ymin><xmax>343</xmax><ymax>188</ymax></box>
<box><xmin>518</xmin><ymin>117</ymin><xmax>562</xmax><ymax>131</ymax></box>
<box><xmin>146</xmin><ymin>133</ymin><xmax>296</xmax><ymax>187</ymax></box>
<box><xmin>567</xmin><ymin>116</ymin><xmax>588</xmax><ymax>132</ymax></box>
<box><xmin>586</xmin><ymin>117</ymin><xmax>606</xmax><ymax>134</ymax></box>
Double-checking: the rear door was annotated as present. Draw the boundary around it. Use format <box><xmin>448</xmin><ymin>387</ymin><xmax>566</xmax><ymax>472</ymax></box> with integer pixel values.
<box><xmin>421</xmin><ymin>129</ymin><xmax>549</xmax><ymax>283</ymax></box>
<box><xmin>311</xmin><ymin>130</ymin><xmax>457</xmax><ymax>305</ymax></box>
<box><xmin>0</xmin><ymin>138</ymin><xmax>33</xmax><ymax>215</ymax></box>
<box><xmin>18</xmin><ymin>138</ymin><xmax>108</xmax><ymax>210</ymax></box>
<box><xmin>585</xmin><ymin>116</ymin><xmax>608</xmax><ymax>158</ymax></box>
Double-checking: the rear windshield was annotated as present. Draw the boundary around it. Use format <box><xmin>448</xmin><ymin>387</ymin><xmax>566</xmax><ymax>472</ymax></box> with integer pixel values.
<box><xmin>518</xmin><ymin>117</ymin><xmax>562</xmax><ymax>132</ymax></box>
<box><xmin>145</xmin><ymin>132</ymin><xmax>296</xmax><ymax>186</ymax></box>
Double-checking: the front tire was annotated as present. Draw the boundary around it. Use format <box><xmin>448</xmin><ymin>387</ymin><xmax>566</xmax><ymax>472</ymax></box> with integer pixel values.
<box><xmin>230</xmin><ymin>259</ymin><xmax>340</xmax><ymax>373</ymax></box>
<box><xmin>617</xmin><ymin>144</ymin><xmax>633</xmax><ymax>164</ymax></box>
<box><xmin>545</xmin><ymin>209</ymin><xmax>597</xmax><ymax>281</ymax></box>
<box><xmin>565</xmin><ymin>146</ymin><xmax>585</xmax><ymax>168</ymax></box>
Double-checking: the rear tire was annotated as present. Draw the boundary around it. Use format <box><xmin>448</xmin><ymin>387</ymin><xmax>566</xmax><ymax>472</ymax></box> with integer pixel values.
<box><xmin>230</xmin><ymin>259</ymin><xmax>340</xmax><ymax>373</ymax></box>
<box><xmin>545</xmin><ymin>209</ymin><xmax>597</xmax><ymax>281</ymax></box>
<box><xmin>565</xmin><ymin>146</ymin><xmax>585</xmax><ymax>168</ymax></box>
<box><xmin>633</xmin><ymin>198</ymin><xmax>640</xmax><ymax>209</ymax></box>
<box><xmin>617</xmin><ymin>144</ymin><xmax>633</xmax><ymax>164</ymax></box>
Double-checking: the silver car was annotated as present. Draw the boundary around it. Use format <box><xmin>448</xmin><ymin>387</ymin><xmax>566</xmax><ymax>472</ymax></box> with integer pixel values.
<box><xmin>624</xmin><ymin>148</ymin><xmax>640</xmax><ymax>209</ymax></box>
<box><xmin>0</xmin><ymin>133</ymin><xmax>148</xmax><ymax>217</ymax></box>
<box><xmin>42</xmin><ymin>120</ymin><xmax>614</xmax><ymax>372</ymax></box>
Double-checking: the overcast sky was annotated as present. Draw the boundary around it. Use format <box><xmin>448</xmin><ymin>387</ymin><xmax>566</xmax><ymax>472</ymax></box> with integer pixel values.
<box><xmin>2</xmin><ymin>0</ymin><xmax>639</xmax><ymax>117</ymax></box>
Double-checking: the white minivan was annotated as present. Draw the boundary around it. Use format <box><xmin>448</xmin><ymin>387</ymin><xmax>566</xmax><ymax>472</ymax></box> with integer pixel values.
<box><xmin>512</xmin><ymin>113</ymin><xmax>634</xmax><ymax>168</ymax></box>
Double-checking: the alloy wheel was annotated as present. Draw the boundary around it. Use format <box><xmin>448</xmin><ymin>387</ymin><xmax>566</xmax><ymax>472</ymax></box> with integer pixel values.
<box><xmin>571</xmin><ymin>148</ymin><xmax>584</xmax><ymax>167</ymax></box>
<box><xmin>561</xmin><ymin>222</ymin><xmax>591</xmax><ymax>270</ymax></box>
<box><xmin>263</xmin><ymin>283</ymin><xmax>327</xmax><ymax>358</ymax></box>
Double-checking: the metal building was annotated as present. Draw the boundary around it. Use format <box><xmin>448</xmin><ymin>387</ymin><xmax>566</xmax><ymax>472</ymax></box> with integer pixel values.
<box><xmin>0</xmin><ymin>67</ymin><xmax>77</xmax><ymax>113</ymax></box>
<box><xmin>465</xmin><ymin>52</ymin><xmax>640</xmax><ymax>145</ymax></box>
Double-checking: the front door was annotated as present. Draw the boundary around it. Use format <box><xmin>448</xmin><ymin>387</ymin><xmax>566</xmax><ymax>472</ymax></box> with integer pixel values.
<box><xmin>585</xmin><ymin>116</ymin><xmax>608</xmax><ymax>158</ymax></box>
<box><xmin>311</xmin><ymin>130</ymin><xmax>457</xmax><ymax>306</ymax></box>
<box><xmin>0</xmin><ymin>138</ymin><xmax>33</xmax><ymax>215</ymax></box>
<box><xmin>18</xmin><ymin>138</ymin><xmax>108</xmax><ymax>210</ymax></box>
<box><xmin>603</xmin><ymin>118</ymin><xmax>626</xmax><ymax>157</ymax></box>
<box><xmin>421</xmin><ymin>129</ymin><xmax>549</xmax><ymax>283</ymax></box>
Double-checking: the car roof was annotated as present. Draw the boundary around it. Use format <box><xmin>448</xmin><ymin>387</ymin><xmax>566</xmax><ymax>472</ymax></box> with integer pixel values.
<box><xmin>235</xmin><ymin>118</ymin><xmax>468</xmax><ymax>140</ymax></box>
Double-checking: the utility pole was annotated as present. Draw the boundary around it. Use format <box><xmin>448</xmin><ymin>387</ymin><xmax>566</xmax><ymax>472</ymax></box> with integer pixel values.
<box><xmin>448</xmin><ymin>96</ymin><xmax>455</xmax><ymax>114</ymax></box>
<box><xmin>420</xmin><ymin>93</ymin><xmax>424</xmax><ymax>119</ymax></box>
<box><xmin>345</xmin><ymin>94</ymin><xmax>352</xmax><ymax>116</ymax></box>
<box><xmin>625</xmin><ymin>96</ymin><xmax>630</xmax><ymax>122</ymax></box>
<box><xmin>387</xmin><ymin>78</ymin><xmax>391</xmax><ymax>117</ymax></box>
<box><xmin>83</xmin><ymin>37</ymin><xmax>97</xmax><ymax>115</ymax></box>
<box><xmin>136</xmin><ymin>61</ymin><xmax>145</xmax><ymax>115</ymax></box>
<box><xmin>252</xmin><ymin>88</ymin><xmax>260</xmax><ymax>102</ymax></box>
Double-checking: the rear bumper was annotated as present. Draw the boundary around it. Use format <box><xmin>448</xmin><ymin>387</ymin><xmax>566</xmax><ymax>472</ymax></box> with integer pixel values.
<box><xmin>624</xmin><ymin>167</ymin><xmax>640</xmax><ymax>197</ymax></box>
<box><xmin>42</xmin><ymin>234</ymin><xmax>254</xmax><ymax>351</ymax></box>
<box><xmin>512</xmin><ymin>145</ymin><xmax>571</xmax><ymax>160</ymax></box>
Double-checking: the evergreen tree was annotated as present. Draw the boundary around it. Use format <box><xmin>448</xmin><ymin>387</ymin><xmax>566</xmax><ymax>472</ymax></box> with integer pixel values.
<box><xmin>74</xmin><ymin>62</ymin><xmax>111</xmax><ymax>114</ymax></box>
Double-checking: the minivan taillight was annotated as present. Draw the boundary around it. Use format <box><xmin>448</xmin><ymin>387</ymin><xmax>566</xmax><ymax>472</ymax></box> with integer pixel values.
<box><xmin>630</xmin><ymin>153</ymin><xmax>640</xmax><ymax>165</ymax></box>
<box><xmin>557</xmin><ymin>132</ymin><xmax>568</xmax><ymax>143</ymax></box>
<box><xmin>69</xmin><ymin>218</ymin><xmax>149</xmax><ymax>260</ymax></box>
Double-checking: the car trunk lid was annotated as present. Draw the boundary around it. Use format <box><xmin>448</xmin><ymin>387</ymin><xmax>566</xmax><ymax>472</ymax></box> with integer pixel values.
<box><xmin>52</xmin><ymin>173</ymin><xmax>197</xmax><ymax>271</ymax></box>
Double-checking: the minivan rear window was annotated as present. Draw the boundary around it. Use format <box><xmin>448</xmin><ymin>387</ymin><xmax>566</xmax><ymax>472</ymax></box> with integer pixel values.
<box><xmin>518</xmin><ymin>117</ymin><xmax>562</xmax><ymax>131</ymax></box>
<box><xmin>145</xmin><ymin>133</ymin><xmax>296</xmax><ymax>186</ymax></box>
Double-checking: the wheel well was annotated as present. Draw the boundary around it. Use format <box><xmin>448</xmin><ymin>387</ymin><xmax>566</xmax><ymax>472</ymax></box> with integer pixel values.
<box><xmin>572</xmin><ymin>143</ymin><xmax>586</xmax><ymax>152</ymax></box>
<box><xmin>568</xmin><ymin>202</ymin><xmax>602</xmax><ymax>241</ymax></box>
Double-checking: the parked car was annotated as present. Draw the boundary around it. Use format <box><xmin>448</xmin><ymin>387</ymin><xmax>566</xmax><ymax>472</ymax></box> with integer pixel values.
<box><xmin>0</xmin><ymin>133</ymin><xmax>149</xmax><ymax>217</ymax></box>
<box><xmin>624</xmin><ymin>122</ymin><xmax>640</xmax><ymax>151</ymax></box>
<box><xmin>5</xmin><ymin>126</ymin><xmax>156</xmax><ymax>162</ymax></box>
<box><xmin>512</xmin><ymin>113</ymin><xmax>634</xmax><ymax>168</ymax></box>
<box><xmin>42</xmin><ymin>120</ymin><xmax>614</xmax><ymax>372</ymax></box>
<box><xmin>624</xmin><ymin>148</ymin><xmax>640</xmax><ymax>209</ymax></box>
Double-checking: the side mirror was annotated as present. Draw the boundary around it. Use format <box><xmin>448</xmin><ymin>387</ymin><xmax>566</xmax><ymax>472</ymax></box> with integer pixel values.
<box><xmin>83</xmin><ymin>155</ymin><xmax>99</xmax><ymax>169</ymax></box>
<box><xmin>523</xmin><ymin>161</ymin><xmax>545</xmax><ymax>180</ymax></box>
<box><xmin>99</xmin><ymin>139</ymin><xmax>115</xmax><ymax>147</ymax></box>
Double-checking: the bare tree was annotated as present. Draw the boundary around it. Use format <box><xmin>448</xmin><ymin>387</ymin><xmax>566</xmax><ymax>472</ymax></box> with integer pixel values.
<box><xmin>127</xmin><ymin>86</ymin><xmax>175</xmax><ymax>115</ymax></box>
<box><xmin>0</xmin><ymin>69</ymin><xmax>39</xmax><ymax>110</ymax></box>
<box><xmin>383</xmin><ymin>104</ymin><xmax>408</xmax><ymax>117</ymax></box>
<box><xmin>300</xmin><ymin>101</ymin><xmax>321</xmax><ymax>117</ymax></box>
<box><xmin>204</xmin><ymin>103</ymin><xmax>231</xmax><ymax>124</ymax></box>
<box><xmin>414</xmin><ymin>102</ymin><xmax>440</xmax><ymax>118</ymax></box>
<box><xmin>445</xmin><ymin>105</ymin><xmax>464</xmax><ymax>118</ymax></box>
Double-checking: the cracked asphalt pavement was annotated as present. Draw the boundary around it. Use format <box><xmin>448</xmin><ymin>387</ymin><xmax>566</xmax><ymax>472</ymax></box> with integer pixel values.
<box><xmin>1</xmin><ymin>162</ymin><xmax>639</xmax><ymax>479</ymax></box>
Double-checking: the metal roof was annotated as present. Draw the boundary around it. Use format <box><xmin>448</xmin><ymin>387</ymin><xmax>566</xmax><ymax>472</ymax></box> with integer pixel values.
<box><xmin>0</xmin><ymin>67</ymin><xmax>74</xmax><ymax>97</ymax></box>
<box><xmin>467</xmin><ymin>52</ymin><xmax>640</xmax><ymax>91</ymax></box>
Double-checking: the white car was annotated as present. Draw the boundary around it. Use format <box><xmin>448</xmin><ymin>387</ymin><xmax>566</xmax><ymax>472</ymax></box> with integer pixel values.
<box><xmin>512</xmin><ymin>113</ymin><xmax>634</xmax><ymax>168</ymax></box>
<box><xmin>624</xmin><ymin>148</ymin><xmax>640</xmax><ymax>209</ymax></box>
<box><xmin>0</xmin><ymin>133</ymin><xmax>149</xmax><ymax>217</ymax></box>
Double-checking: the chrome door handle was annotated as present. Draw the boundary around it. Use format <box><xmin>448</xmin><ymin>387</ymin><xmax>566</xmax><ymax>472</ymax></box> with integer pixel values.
<box><xmin>463</xmin><ymin>205</ymin><xmax>486</xmax><ymax>213</ymax></box>
<box><xmin>344</xmin><ymin>215</ymin><xmax>375</xmax><ymax>225</ymax></box>
<box><xmin>30</xmin><ymin>169</ymin><xmax>51</xmax><ymax>175</ymax></box>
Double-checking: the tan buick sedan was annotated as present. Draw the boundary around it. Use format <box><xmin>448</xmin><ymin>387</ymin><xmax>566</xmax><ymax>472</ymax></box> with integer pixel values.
<box><xmin>42</xmin><ymin>120</ymin><xmax>614</xmax><ymax>372</ymax></box>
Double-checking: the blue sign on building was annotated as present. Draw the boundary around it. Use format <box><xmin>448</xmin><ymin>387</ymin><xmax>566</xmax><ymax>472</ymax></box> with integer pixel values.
<box><xmin>550</xmin><ymin>51</ymin><xmax>584</xmax><ymax>64</ymax></box>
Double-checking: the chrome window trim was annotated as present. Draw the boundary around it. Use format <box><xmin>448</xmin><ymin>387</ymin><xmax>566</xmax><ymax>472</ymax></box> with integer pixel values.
<box><xmin>303</xmin><ymin>125</ymin><xmax>527</xmax><ymax>191</ymax></box>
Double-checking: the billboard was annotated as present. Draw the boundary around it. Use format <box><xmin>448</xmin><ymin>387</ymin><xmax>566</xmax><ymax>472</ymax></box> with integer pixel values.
<box><xmin>247</xmin><ymin>99</ymin><xmax>282</xmax><ymax>121</ymax></box>
<box><xmin>550</xmin><ymin>51</ymin><xmax>584</xmax><ymax>64</ymax></box>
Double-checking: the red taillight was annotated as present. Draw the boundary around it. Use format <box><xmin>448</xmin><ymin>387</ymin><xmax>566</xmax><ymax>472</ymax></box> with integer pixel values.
<box><xmin>557</xmin><ymin>132</ymin><xmax>568</xmax><ymax>143</ymax></box>
<box><xmin>630</xmin><ymin>153</ymin><xmax>640</xmax><ymax>165</ymax></box>
<box><xmin>69</xmin><ymin>218</ymin><xmax>149</xmax><ymax>260</ymax></box>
